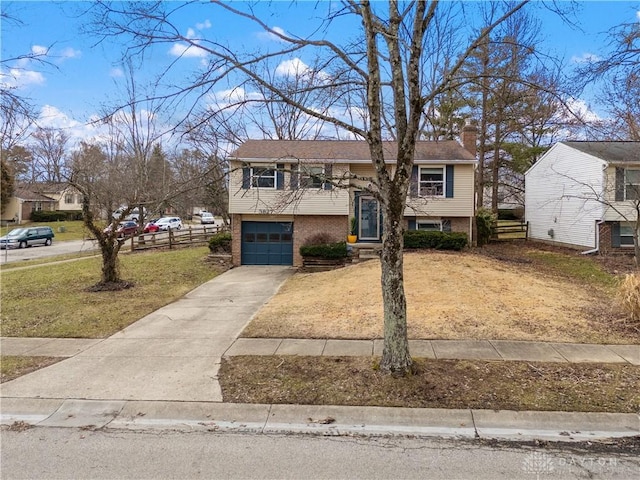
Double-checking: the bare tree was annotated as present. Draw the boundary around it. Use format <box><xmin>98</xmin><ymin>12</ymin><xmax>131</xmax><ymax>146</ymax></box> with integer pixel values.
<box><xmin>70</xmin><ymin>140</ymin><xmax>131</xmax><ymax>286</ymax></box>
<box><xmin>30</xmin><ymin>127</ymin><xmax>70</xmax><ymax>183</ymax></box>
<box><xmin>90</xmin><ymin>0</ymin><xmax>536</xmax><ymax>375</ymax></box>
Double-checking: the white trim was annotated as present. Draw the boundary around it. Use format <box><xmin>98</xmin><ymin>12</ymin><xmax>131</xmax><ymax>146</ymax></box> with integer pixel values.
<box><xmin>250</xmin><ymin>166</ymin><xmax>277</xmax><ymax>189</ymax></box>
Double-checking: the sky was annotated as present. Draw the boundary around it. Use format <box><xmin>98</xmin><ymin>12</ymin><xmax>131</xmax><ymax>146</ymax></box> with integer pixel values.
<box><xmin>2</xmin><ymin>1</ymin><xmax>640</xmax><ymax>148</ymax></box>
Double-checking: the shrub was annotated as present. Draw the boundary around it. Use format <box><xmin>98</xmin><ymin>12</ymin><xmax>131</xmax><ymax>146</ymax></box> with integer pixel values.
<box><xmin>475</xmin><ymin>208</ymin><xmax>496</xmax><ymax>247</ymax></box>
<box><xmin>208</xmin><ymin>232</ymin><xmax>232</xmax><ymax>254</ymax></box>
<box><xmin>31</xmin><ymin>210</ymin><xmax>69</xmax><ymax>222</ymax></box>
<box><xmin>403</xmin><ymin>230</ymin><xmax>467</xmax><ymax>251</ymax></box>
<box><xmin>300</xmin><ymin>241</ymin><xmax>348</xmax><ymax>258</ymax></box>
<box><xmin>302</xmin><ymin>232</ymin><xmax>339</xmax><ymax>247</ymax></box>
<box><xmin>437</xmin><ymin>232</ymin><xmax>468</xmax><ymax>251</ymax></box>
<box><xmin>617</xmin><ymin>273</ymin><xmax>640</xmax><ymax>327</ymax></box>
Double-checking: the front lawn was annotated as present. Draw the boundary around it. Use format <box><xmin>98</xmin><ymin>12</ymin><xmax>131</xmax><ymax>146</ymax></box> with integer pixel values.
<box><xmin>1</xmin><ymin>247</ymin><xmax>222</xmax><ymax>338</ymax></box>
<box><xmin>243</xmin><ymin>244</ymin><xmax>635</xmax><ymax>344</ymax></box>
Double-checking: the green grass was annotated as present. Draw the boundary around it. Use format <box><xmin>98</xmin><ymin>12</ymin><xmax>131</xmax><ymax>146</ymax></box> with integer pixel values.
<box><xmin>524</xmin><ymin>250</ymin><xmax>617</xmax><ymax>289</ymax></box>
<box><xmin>1</xmin><ymin>356</ymin><xmax>63</xmax><ymax>383</ymax></box>
<box><xmin>1</xmin><ymin>221</ymin><xmax>92</xmax><ymax>242</ymax></box>
<box><xmin>0</xmin><ymin>246</ymin><xmax>221</xmax><ymax>338</ymax></box>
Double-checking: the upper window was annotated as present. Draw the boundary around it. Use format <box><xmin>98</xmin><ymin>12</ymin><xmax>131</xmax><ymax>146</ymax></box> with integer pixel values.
<box><xmin>65</xmin><ymin>193</ymin><xmax>74</xmax><ymax>204</ymax></box>
<box><xmin>300</xmin><ymin>165</ymin><xmax>324</xmax><ymax>189</ymax></box>
<box><xmin>625</xmin><ymin>169</ymin><xmax>640</xmax><ymax>201</ymax></box>
<box><xmin>251</xmin><ymin>167</ymin><xmax>276</xmax><ymax>189</ymax></box>
<box><xmin>419</xmin><ymin>167</ymin><xmax>444</xmax><ymax>197</ymax></box>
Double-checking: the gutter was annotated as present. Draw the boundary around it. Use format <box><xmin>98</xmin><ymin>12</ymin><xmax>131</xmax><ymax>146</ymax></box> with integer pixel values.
<box><xmin>581</xmin><ymin>219</ymin><xmax>605</xmax><ymax>255</ymax></box>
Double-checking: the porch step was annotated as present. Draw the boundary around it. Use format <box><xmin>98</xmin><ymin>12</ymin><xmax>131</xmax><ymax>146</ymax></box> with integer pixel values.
<box><xmin>350</xmin><ymin>245</ymin><xmax>382</xmax><ymax>263</ymax></box>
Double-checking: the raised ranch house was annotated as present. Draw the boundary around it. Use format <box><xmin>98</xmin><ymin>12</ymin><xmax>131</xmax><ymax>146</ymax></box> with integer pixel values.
<box><xmin>525</xmin><ymin>141</ymin><xmax>640</xmax><ymax>253</ymax></box>
<box><xmin>228</xmin><ymin>131</ymin><xmax>477</xmax><ymax>266</ymax></box>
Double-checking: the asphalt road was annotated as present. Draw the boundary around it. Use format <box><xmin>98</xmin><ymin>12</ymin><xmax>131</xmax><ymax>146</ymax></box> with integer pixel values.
<box><xmin>1</xmin><ymin>427</ymin><xmax>638</xmax><ymax>479</ymax></box>
<box><xmin>0</xmin><ymin>239</ymin><xmax>99</xmax><ymax>265</ymax></box>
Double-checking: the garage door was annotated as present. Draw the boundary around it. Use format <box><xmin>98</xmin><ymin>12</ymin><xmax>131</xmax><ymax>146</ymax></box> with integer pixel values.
<box><xmin>241</xmin><ymin>221</ymin><xmax>293</xmax><ymax>265</ymax></box>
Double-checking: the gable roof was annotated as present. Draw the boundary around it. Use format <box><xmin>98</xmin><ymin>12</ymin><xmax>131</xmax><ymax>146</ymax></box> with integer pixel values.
<box><xmin>13</xmin><ymin>187</ymin><xmax>56</xmax><ymax>202</ymax></box>
<box><xmin>561</xmin><ymin>141</ymin><xmax>640</xmax><ymax>164</ymax></box>
<box><xmin>230</xmin><ymin>139</ymin><xmax>476</xmax><ymax>163</ymax></box>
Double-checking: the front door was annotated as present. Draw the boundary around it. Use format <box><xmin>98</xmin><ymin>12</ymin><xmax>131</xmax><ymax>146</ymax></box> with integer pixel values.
<box><xmin>359</xmin><ymin>195</ymin><xmax>380</xmax><ymax>241</ymax></box>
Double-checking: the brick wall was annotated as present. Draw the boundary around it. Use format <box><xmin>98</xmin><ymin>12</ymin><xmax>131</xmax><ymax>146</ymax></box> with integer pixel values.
<box><xmin>231</xmin><ymin>213</ymin><xmax>242</xmax><ymax>267</ymax></box>
<box><xmin>292</xmin><ymin>215</ymin><xmax>348</xmax><ymax>266</ymax></box>
<box><xmin>447</xmin><ymin>217</ymin><xmax>472</xmax><ymax>237</ymax></box>
<box><xmin>598</xmin><ymin>222</ymin><xmax>613</xmax><ymax>254</ymax></box>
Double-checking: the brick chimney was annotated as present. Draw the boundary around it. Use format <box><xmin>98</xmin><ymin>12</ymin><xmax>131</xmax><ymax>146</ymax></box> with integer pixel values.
<box><xmin>461</xmin><ymin>119</ymin><xmax>477</xmax><ymax>156</ymax></box>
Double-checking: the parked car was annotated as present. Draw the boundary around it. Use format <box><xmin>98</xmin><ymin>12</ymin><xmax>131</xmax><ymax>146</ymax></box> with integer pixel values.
<box><xmin>113</xmin><ymin>206</ymin><xmax>147</xmax><ymax>221</ymax></box>
<box><xmin>103</xmin><ymin>221</ymin><xmax>139</xmax><ymax>238</ymax></box>
<box><xmin>200</xmin><ymin>212</ymin><xmax>215</xmax><ymax>224</ymax></box>
<box><xmin>154</xmin><ymin>217</ymin><xmax>183</xmax><ymax>231</ymax></box>
<box><xmin>0</xmin><ymin>226</ymin><xmax>55</xmax><ymax>249</ymax></box>
<box><xmin>143</xmin><ymin>219</ymin><xmax>160</xmax><ymax>233</ymax></box>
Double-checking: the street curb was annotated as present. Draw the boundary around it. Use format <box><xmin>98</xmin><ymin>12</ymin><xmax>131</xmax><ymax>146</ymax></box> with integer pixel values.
<box><xmin>1</xmin><ymin>398</ymin><xmax>638</xmax><ymax>442</ymax></box>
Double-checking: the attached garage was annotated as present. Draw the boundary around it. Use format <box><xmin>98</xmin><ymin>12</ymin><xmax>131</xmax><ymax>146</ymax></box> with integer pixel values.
<box><xmin>241</xmin><ymin>221</ymin><xmax>293</xmax><ymax>265</ymax></box>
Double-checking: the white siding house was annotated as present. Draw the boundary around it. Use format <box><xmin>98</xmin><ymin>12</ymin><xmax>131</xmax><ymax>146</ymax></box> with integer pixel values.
<box><xmin>525</xmin><ymin>141</ymin><xmax>640</xmax><ymax>252</ymax></box>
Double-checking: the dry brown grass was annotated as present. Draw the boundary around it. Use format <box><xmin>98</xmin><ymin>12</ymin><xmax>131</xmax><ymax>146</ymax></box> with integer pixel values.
<box><xmin>243</xmin><ymin>251</ymin><xmax>634</xmax><ymax>344</ymax></box>
<box><xmin>618</xmin><ymin>273</ymin><xmax>640</xmax><ymax>327</ymax></box>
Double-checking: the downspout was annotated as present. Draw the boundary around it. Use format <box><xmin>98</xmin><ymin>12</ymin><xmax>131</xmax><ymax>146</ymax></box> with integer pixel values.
<box><xmin>582</xmin><ymin>219</ymin><xmax>605</xmax><ymax>255</ymax></box>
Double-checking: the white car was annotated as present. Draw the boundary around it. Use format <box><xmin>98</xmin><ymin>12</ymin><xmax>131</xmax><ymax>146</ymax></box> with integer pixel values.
<box><xmin>154</xmin><ymin>217</ymin><xmax>183</xmax><ymax>231</ymax></box>
<box><xmin>200</xmin><ymin>212</ymin><xmax>215</xmax><ymax>224</ymax></box>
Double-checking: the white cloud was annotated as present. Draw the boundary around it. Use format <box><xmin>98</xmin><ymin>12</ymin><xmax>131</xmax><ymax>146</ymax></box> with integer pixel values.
<box><xmin>0</xmin><ymin>68</ymin><xmax>45</xmax><ymax>89</ymax></box>
<box><xmin>186</xmin><ymin>27</ymin><xmax>196</xmax><ymax>39</ymax></box>
<box><xmin>109</xmin><ymin>67</ymin><xmax>124</xmax><ymax>78</ymax></box>
<box><xmin>571</xmin><ymin>52</ymin><xmax>601</xmax><ymax>64</ymax></box>
<box><xmin>60</xmin><ymin>47</ymin><xmax>81</xmax><ymax>59</ymax></box>
<box><xmin>196</xmin><ymin>19</ymin><xmax>212</xmax><ymax>30</ymax></box>
<box><xmin>637</xmin><ymin>10</ymin><xmax>640</xmax><ymax>22</ymax></box>
<box><xmin>169</xmin><ymin>42</ymin><xmax>208</xmax><ymax>58</ymax></box>
<box><xmin>275</xmin><ymin>58</ymin><xmax>310</xmax><ymax>76</ymax></box>
<box><xmin>210</xmin><ymin>87</ymin><xmax>262</xmax><ymax>104</ymax></box>
<box><xmin>565</xmin><ymin>98</ymin><xmax>601</xmax><ymax>123</ymax></box>
<box><xmin>32</xmin><ymin>45</ymin><xmax>48</xmax><ymax>56</ymax></box>
<box><xmin>257</xmin><ymin>26</ymin><xmax>287</xmax><ymax>42</ymax></box>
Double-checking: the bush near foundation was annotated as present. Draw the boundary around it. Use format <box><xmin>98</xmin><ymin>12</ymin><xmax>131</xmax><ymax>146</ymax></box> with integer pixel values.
<box><xmin>208</xmin><ymin>232</ymin><xmax>232</xmax><ymax>254</ymax></box>
<box><xmin>403</xmin><ymin>230</ymin><xmax>467</xmax><ymax>251</ymax></box>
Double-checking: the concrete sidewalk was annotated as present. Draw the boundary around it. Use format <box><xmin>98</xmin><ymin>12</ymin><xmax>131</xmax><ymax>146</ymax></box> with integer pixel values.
<box><xmin>1</xmin><ymin>265</ymin><xmax>639</xmax><ymax>441</ymax></box>
<box><xmin>3</xmin><ymin>337</ymin><xmax>639</xmax><ymax>365</ymax></box>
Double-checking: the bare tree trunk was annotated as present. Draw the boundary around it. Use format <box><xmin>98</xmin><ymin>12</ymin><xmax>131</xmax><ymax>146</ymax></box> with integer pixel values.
<box><xmin>379</xmin><ymin>186</ymin><xmax>411</xmax><ymax>375</ymax></box>
<box><xmin>100</xmin><ymin>241</ymin><xmax>121</xmax><ymax>284</ymax></box>
<box><xmin>491</xmin><ymin>121</ymin><xmax>501</xmax><ymax>213</ymax></box>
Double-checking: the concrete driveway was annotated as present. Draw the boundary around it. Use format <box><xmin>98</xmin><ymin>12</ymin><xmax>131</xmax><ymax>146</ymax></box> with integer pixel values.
<box><xmin>0</xmin><ymin>266</ymin><xmax>293</xmax><ymax>403</ymax></box>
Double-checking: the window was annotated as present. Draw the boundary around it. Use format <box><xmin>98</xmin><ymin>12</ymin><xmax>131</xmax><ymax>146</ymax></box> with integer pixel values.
<box><xmin>625</xmin><ymin>169</ymin><xmax>640</xmax><ymax>201</ymax></box>
<box><xmin>417</xmin><ymin>220</ymin><xmax>442</xmax><ymax>231</ymax></box>
<box><xmin>419</xmin><ymin>167</ymin><xmax>444</xmax><ymax>197</ymax></box>
<box><xmin>300</xmin><ymin>166</ymin><xmax>324</xmax><ymax>188</ymax></box>
<box><xmin>251</xmin><ymin>167</ymin><xmax>276</xmax><ymax>189</ymax></box>
<box><xmin>620</xmin><ymin>223</ymin><xmax>634</xmax><ymax>246</ymax></box>
<box><xmin>65</xmin><ymin>194</ymin><xmax>74</xmax><ymax>204</ymax></box>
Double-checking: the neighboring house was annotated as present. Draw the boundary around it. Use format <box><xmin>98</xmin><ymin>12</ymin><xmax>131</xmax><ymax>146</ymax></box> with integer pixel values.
<box><xmin>0</xmin><ymin>187</ymin><xmax>57</xmax><ymax>224</ymax></box>
<box><xmin>228</xmin><ymin>131</ymin><xmax>477</xmax><ymax>266</ymax></box>
<box><xmin>31</xmin><ymin>182</ymin><xmax>84</xmax><ymax>212</ymax></box>
<box><xmin>525</xmin><ymin>141</ymin><xmax>640</xmax><ymax>253</ymax></box>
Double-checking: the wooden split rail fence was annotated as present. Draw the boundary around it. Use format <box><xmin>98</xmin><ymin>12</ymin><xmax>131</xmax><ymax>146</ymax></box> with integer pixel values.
<box><xmin>491</xmin><ymin>221</ymin><xmax>529</xmax><ymax>241</ymax></box>
<box><xmin>125</xmin><ymin>225</ymin><xmax>224</xmax><ymax>252</ymax></box>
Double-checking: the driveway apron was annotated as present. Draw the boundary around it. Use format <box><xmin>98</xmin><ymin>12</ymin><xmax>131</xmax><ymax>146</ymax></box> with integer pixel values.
<box><xmin>0</xmin><ymin>266</ymin><xmax>293</xmax><ymax>403</ymax></box>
